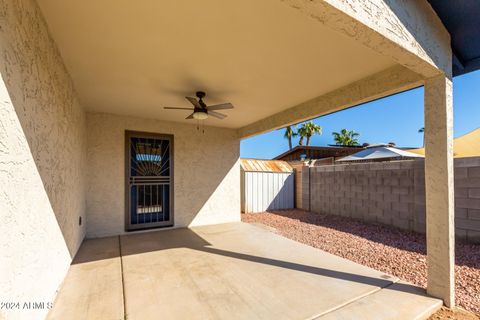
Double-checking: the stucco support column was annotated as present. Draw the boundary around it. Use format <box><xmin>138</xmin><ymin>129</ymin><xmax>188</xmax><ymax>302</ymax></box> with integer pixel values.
<box><xmin>424</xmin><ymin>74</ymin><xmax>454</xmax><ymax>307</ymax></box>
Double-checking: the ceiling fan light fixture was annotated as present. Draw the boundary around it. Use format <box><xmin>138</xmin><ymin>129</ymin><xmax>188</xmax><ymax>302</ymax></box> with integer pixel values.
<box><xmin>164</xmin><ymin>91</ymin><xmax>232</xmax><ymax>121</ymax></box>
<box><xmin>193</xmin><ymin>111</ymin><xmax>208</xmax><ymax>120</ymax></box>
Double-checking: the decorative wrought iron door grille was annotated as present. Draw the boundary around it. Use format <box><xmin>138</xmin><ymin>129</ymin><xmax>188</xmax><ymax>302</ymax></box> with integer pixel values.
<box><xmin>125</xmin><ymin>131</ymin><xmax>173</xmax><ymax>230</ymax></box>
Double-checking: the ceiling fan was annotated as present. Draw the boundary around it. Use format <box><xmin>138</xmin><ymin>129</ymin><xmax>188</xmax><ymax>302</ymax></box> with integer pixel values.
<box><xmin>164</xmin><ymin>91</ymin><xmax>234</xmax><ymax>120</ymax></box>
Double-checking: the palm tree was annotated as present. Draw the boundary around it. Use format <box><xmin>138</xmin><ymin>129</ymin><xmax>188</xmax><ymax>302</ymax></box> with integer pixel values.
<box><xmin>297</xmin><ymin>125</ymin><xmax>307</xmax><ymax>146</ymax></box>
<box><xmin>419</xmin><ymin>127</ymin><xmax>425</xmax><ymax>147</ymax></box>
<box><xmin>332</xmin><ymin>129</ymin><xmax>360</xmax><ymax>146</ymax></box>
<box><xmin>283</xmin><ymin>126</ymin><xmax>297</xmax><ymax>150</ymax></box>
<box><xmin>300</xmin><ymin>122</ymin><xmax>322</xmax><ymax>146</ymax></box>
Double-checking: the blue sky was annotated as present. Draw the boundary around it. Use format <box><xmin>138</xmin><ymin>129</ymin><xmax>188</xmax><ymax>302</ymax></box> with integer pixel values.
<box><xmin>241</xmin><ymin>70</ymin><xmax>480</xmax><ymax>159</ymax></box>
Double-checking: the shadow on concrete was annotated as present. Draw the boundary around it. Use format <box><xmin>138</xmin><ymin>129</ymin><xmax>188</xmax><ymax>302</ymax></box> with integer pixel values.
<box><xmin>73</xmin><ymin>226</ymin><xmax>433</xmax><ymax>297</ymax></box>
<box><xmin>71</xmin><ymin>236</ymin><xmax>121</xmax><ymax>265</ymax></box>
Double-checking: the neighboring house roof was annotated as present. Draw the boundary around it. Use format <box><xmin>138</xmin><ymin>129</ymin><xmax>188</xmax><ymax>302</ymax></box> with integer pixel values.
<box><xmin>337</xmin><ymin>146</ymin><xmax>424</xmax><ymax>162</ymax></box>
<box><xmin>240</xmin><ymin>159</ymin><xmax>293</xmax><ymax>173</ymax></box>
<box><xmin>274</xmin><ymin>145</ymin><xmax>363</xmax><ymax>161</ymax></box>
<box><xmin>409</xmin><ymin>128</ymin><xmax>480</xmax><ymax>158</ymax></box>
<box><xmin>427</xmin><ymin>1</ymin><xmax>480</xmax><ymax>76</ymax></box>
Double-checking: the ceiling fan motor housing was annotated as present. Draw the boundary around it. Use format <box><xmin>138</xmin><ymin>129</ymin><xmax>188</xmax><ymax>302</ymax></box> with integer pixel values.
<box><xmin>196</xmin><ymin>91</ymin><xmax>206</xmax><ymax>99</ymax></box>
<box><xmin>196</xmin><ymin>91</ymin><xmax>207</xmax><ymax>108</ymax></box>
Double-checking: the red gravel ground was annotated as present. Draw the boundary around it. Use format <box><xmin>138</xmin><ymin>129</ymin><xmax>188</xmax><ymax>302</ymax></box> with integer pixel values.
<box><xmin>429</xmin><ymin>307</ymin><xmax>479</xmax><ymax>320</ymax></box>
<box><xmin>242</xmin><ymin>210</ymin><xmax>480</xmax><ymax>315</ymax></box>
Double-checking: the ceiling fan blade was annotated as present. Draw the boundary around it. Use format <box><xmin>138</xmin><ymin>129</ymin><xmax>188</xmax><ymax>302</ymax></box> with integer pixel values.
<box><xmin>185</xmin><ymin>96</ymin><xmax>201</xmax><ymax>108</ymax></box>
<box><xmin>207</xmin><ymin>103</ymin><xmax>234</xmax><ymax>110</ymax></box>
<box><xmin>185</xmin><ymin>113</ymin><xmax>194</xmax><ymax>119</ymax></box>
<box><xmin>208</xmin><ymin>110</ymin><xmax>227</xmax><ymax>120</ymax></box>
<box><xmin>164</xmin><ymin>107</ymin><xmax>194</xmax><ymax>110</ymax></box>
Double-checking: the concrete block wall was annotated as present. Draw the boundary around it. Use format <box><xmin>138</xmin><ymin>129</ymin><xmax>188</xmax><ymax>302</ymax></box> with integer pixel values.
<box><xmin>300</xmin><ymin>157</ymin><xmax>480</xmax><ymax>244</ymax></box>
<box><xmin>454</xmin><ymin>157</ymin><xmax>480</xmax><ymax>243</ymax></box>
<box><xmin>308</xmin><ymin>161</ymin><xmax>420</xmax><ymax>231</ymax></box>
<box><xmin>290</xmin><ymin>163</ymin><xmax>305</xmax><ymax>209</ymax></box>
<box><xmin>301</xmin><ymin>166</ymin><xmax>310</xmax><ymax>211</ymax></box>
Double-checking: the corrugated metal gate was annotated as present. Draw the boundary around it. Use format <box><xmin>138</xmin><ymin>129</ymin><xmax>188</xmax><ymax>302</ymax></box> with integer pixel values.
<box><xmin>241</xmin><ymin>159</ymin><xmax>294</xmax><ymax>213</ymax></box>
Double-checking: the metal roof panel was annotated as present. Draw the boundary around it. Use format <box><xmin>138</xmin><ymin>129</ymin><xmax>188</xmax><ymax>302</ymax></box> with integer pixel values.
<box><xmin>240</xmin><ymin>159</ymin><xmax>293</xmax><ymax>173</ymax></box>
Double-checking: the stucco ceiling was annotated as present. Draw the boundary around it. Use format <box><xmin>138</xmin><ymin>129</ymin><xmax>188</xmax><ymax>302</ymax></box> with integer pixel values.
<box><xmin>38</xmin><ymin>0</ymin><xmax>395</xmax><ymax>128</ymax></box>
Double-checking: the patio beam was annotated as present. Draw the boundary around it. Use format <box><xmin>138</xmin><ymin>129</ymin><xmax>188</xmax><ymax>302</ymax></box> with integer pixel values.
<box><xmin>424</xmin><ymin>74</ymin><xmax>455</xmax><ymax>307</ymax></box>
<box><xmin>281</xmin><ymin>0</ymin><xmax>451</xmax><ymax>78</ymax></box>
<box><xmin>237</xmin><ymin>65</ymin><xmax>422</xmax><ymax>138</ymax></box>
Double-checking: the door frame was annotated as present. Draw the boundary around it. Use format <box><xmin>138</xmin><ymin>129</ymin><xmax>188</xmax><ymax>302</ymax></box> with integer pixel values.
<box><xmin>124</xmin><ymin>130</ymin><xmax>174</xmax><ymax>231</ymax></box>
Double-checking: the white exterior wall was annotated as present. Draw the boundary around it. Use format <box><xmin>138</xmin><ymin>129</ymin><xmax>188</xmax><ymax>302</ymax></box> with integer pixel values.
<box><xmin>0</xmin><ymin>1</ymin><xmax>87</xmax><ymax>319</ymax></box>
<box><xmin>242</xmin><ymin>171</ymin><xmax>294</xmax><ymax>213</ymax></box>
<box><xmin>86</xmin><ymin>112</ymin><xmax>241</xmax><ymax>238</ymax></box>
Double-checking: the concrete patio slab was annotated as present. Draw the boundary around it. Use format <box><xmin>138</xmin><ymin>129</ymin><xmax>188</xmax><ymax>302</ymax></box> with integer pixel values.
<box><xmin>318</xmin><ymin>281</ymin><xmax>442</xmax><ymax>319</ymax></box>
<box><xmin>47</xmin><ymin>237</ymin><xmax>124</xmax><ymax>320</ymax></box>
<box><xmin>48</xmin><ymin>223</ymin><xmax>442</xmax><ymax>320</ymax></box>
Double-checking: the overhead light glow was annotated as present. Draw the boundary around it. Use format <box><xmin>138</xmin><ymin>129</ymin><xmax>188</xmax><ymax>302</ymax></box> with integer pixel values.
<box><xmin>193</xmin><ymin>111</ymin><xmax>208</xmax><ymax>120</ymax></box>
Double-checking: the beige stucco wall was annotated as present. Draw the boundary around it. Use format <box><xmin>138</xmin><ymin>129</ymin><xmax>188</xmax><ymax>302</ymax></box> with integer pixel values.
<box><xmin>424</xmin><ymin>74</ymin><xmax>455</xmax><ymax>307</ymax></box>
<box><xmin>0</xmin><ymin>1</ymin><xmax>87</xmax><ymax>319</ymax></box>
<box><xmin>86</xmin><ymin>112</ymin><xmax>240</xmax><ymax>238</ymax></box>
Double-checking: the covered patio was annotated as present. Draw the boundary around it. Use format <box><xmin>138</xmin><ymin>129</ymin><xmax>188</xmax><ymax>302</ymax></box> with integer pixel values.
<box><xmin>47</xmin><ymin>222</ymin><xmax>441</xmax><ymax>319</ymax></box>
<box><xmin>2</xmin><ymin>0</ymin><xmax>479</xmax><ymax>319</ymax></box>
